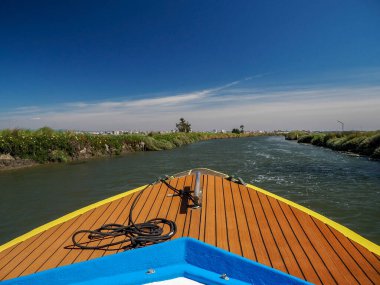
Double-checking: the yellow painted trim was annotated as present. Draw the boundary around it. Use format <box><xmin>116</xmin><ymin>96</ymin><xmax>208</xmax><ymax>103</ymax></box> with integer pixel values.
<box><xmin>246</xmin><ymin>183</ymin><xmax>380</xmax><ymax>256</ymax></box>
<box><xmin>0</xmin><ymin>185</ymin><xmax>148</xmax><ymax>254</ymax></box>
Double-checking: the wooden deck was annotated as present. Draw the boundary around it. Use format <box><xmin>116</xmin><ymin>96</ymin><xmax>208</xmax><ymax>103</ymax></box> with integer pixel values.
<box><xmin>0</xmin><ymin>173</ymin><xmax>379</xmax><ymax>284</ymax></box>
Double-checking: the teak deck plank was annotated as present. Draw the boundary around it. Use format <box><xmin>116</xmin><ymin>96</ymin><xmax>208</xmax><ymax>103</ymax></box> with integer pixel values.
<box><xmin>258</xmin><ymin>193</ymin><xmax>304</xmax><ymax>279</ymax></box>
<box><xmin>292</xmin><ymin>207</ymin><xmax>356</xmax><ymax>284</ymax></box>
<box><xmin>328</xmin><ymin>225</ymin><xmax>380</xmax><ymax>282</ymax></box>
<box><xmin>238</xmin><ymin>184</ymin><xmax>271</xmax><ymax>266</ymax></box>
<box><xmin>1</xmin><ymin>224</ymin><xmax>63</xmax><ymax>280</ymax></box>
<box><xmin>1</xmin><ymin>173</ymin><xmax>379</xmax><ymax>284</ymax></box>
<box><xmin>279</xmin><ymin>202</ymin><xmax>337</xmax><ymax>284</ymax></box>
<box><xmin>268</xmin><ymin>197</ymin><xmax>320</xmax><ymax>282</ymax></box>
<box><xmin>0</xmin><ymin>233</ymin><xmax>42</xmax><ymax>271</ymax></box>
<box><xmin>248</xmin><ymin>189</ymin><xmax>287</xmax><ymax>273</ymax></box>
<box><xmin>204</xmin><ymin>175</ymin><xmax>216</xmax><ymax>246</ymax></box>
<box><xmin>17</xmin><ymin>215</ymin><xmax>85</xmax><ymax>278</ymax></box>
<box><xmin>313</xmin><ymin>218</ymin><xmax>370</xmax><ymax>284</ymax></box>
<box><xmin>56</xmin><ymin>200</ymin><xmax>117</xmax><ymax>267</ymax></box>
<box><xmin>351</xmin><ymin>238</ymin><xmax>380</xmax><ymax>272</ymax></box>
<box><xmin>214</xmin><ymin>176</ymin><xmax>229</xmax><ymax>251</ymax></box>
<box><xmin>230</xmin><ymin>181</ymin><xmax>255</xmax><ymax>261</ymax></box>
<box><xmin>30</xmin><ymin>209</ymin><xmax>99</xmax><ymax>273</ymax></box>
<box><xmin>222</xmin><ymin>178</ymin><xmax>242</xmax><ymax>256</ymax></box>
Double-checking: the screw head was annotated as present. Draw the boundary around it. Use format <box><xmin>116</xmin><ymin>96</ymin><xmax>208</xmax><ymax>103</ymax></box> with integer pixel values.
<box><xmin>146</xmin><ymin>268</ymin><xmax>155</xmax><ymax>274</ymax></box>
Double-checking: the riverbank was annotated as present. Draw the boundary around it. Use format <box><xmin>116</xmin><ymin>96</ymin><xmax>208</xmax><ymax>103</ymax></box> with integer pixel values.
<box><xmin>285</xmin><ymin>131</ymin><xmax>380</xmax><ymax>159</ymax></box>
<box><xmin>0</xmin><ymin>128</ymin><xmax>259</xmax><ymax>171</ymax></box>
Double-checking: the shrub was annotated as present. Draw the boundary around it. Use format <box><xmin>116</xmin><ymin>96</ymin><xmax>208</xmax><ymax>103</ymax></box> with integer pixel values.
<box><xmin>49</xmin><ymin>150</ymin><xmax>69</xmax><ymax>163</ymax></box>
<box><xmin>285</xmin><ymin>131</ymin><xmax>307</xmax><ymax>140</ymax></box>
<box><xmin>372</xmin><ymin>146</ymin><xmax>380</xmax><ymax>159</ymax></box>
<box><xmin>357</xmin><ymin>133</ymin><xmax>380</xmax><ymax>155</ymax></box>
<box><xmin>311</xmin><ymin>134</ymin><xmax>327</xmax><ymax>146</ymax></box>
<box><xmin>298</xmin><ymin>135</ymin><xmax>314</xmax><ymax>144</ymax></box>
<box><xmin>341</xmin><ymin>136</ymin><xmax>367</xmax><ymax>152</ymax></box>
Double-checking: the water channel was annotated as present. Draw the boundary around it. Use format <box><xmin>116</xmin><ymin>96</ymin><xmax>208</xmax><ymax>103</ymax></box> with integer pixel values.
<box><xmin>1</xmin><ymin>136</ymin><xmax>379</xmax><ymax>245</ymax></box>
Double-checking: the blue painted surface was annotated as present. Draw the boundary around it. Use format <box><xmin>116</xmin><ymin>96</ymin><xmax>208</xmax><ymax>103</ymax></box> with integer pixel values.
<box><xmin>3</xmin><ymin>238</ymin><xmax>312</xmax><ymax>285</ymax></box>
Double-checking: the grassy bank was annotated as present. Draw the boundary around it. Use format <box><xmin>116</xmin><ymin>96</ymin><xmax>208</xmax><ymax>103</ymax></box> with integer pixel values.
<box><xmin>0</xmin><ymin>128</ymin><xmax>255</xmax><ymax>165</ymax></box>
<box><xmin>285</xmin><ymin>131</ymin><xmax>380</xmax><ymax>159</ymax></box>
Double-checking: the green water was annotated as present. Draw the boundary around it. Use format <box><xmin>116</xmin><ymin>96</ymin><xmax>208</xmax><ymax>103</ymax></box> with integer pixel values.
<box><xmin>1</xmin><ymin>136</ymin><xmax>379</xmax><ymax>245</ymax></box>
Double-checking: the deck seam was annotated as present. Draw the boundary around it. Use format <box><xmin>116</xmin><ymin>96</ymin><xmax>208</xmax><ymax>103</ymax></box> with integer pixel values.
<box><xmin>142</xmin><ymin>184</ymin><xmax>163</xmax><ymax>223</ymax></box>
<box><xmin>110</xmin><ymin>192</ymin><xmax>142</xmax><ymax>254</ymax></box>
<box><xmin>2</xmin><ymin>221</ymin><xmax>67</xmax><ymax>279</ymax></box>
<box><xmin>246</xmin><ymin>184</ymin><xmax>380</xmax><ymax>256</ymax></box>
<box><xmin>57</xmin><ymin>202</ymin><xmax>115</xmax><ymax>266</ymax></box>
<box><xmin>311</xmin><ymin>217</ymin><xmax>362</xmax><ymax>284</ymax></box>
<box><xmin>221</xmin><ymin>178</ymin><xmax>230</xmax><ymax>252</ymax></box>
<box><xmin>266</xmin><ymin>195</ymin><xmax>305</xmax><ymax>280</ymax></box>
<box><xmin>228</xmin><ymin>180</ymin><xmax>244</xmax><ymax>257</ymax></box>
<box><xmin>289</xmin><ymin>206</ymin><xmax>338</xmax><ymax>284</ymax></box>
<box><xmin>84</xmin><ymin>197</ymin><xmax>126</xmax><ymax>261</ymax></box>
<box><xmin>203</xmin><ymin>175</ymin><xmax>216</xmax><ymax>246</ymax></box>
<box><xmin>18</xmin><ymin>214</ymin><xmax>84</xmax><ymax>277</ymax></box>
<box><xmin>34</xmin><ymin>208</ymin><xmax>99</xmax><ymax>273</ymax></box>
<box><xmin>104</xmin><ymin>193</ymin><xmax>138</xmax><ymax>254</ymax></box>
<box><xmin>162</xmin><ymin>178</ymin><xmax>179</xmax><ymax>221</ymax></box>
<box><xmin>129</xmin><ymin>188</ymin><xmax>151</xmax><ymax>223</ymax></box>
<box><xmin>349</xmin><ymin>239</ymin><xmax>380</xmax><ymax>274</ymax></box>
<box><xmin>276</xmin><ymin>199</ymin><xmax>321</xmax><ymax>284</ymax></box>
<box><xmin>256</xmin><ymin>191</ymin><xmax>289</xmax><ymax>274</ymax></box>
<box><xmin>327</xmin><ymin>226</ymin><xmax>375</xmax><ymax>283</ymax></box>
<box><xmin>0</xmin><ymin>240</ymin><xmax>21</xmax><ymax>264</ymax></box>
<box><xmin>109</xmin><ymin>194</ymin><xmax>137</xmax><ymax>252</ymax></box>
<box><xmin>246</xmin><ymin>182</ymin><xmax>272</xmax><ymax>267</ymax></box>
<box><xmin>237</xmin><ymin>184</ymin><xmax>257</xmax><ymax>260</ymax></box>
<box><xmin>66</xmin><ymin>202</ymin><xmax>115</xmax><ymax>265</ymax></box>
<box><xmin>0</xmin><ymin>239</ymin><xmax>25</xmax><ymax>270</ymax></box>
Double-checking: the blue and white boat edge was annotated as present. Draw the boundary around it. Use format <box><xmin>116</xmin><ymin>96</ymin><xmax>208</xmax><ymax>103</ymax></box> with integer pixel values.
<box><xmin>2</xmin><ymin>237</ymin><xmax>312</xmax><ymax>285</ymax></box>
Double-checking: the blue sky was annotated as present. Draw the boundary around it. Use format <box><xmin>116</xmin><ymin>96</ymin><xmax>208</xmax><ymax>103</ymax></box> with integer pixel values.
<box><xmin>0</xmin><ymin>0</ymin><xmax>379</xmax><ymax>131</ymax></box>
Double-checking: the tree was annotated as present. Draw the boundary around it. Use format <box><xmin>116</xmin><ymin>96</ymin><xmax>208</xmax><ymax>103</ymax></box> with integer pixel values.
<box><xmin>232</xmin><ymin>128</ymin><xmax>240</xmax><ymax>134</ymax></box>
<box><xmin>176</xmin><ymin>118</ymin><xmax>191</xmax><ymax>133</ymax></box>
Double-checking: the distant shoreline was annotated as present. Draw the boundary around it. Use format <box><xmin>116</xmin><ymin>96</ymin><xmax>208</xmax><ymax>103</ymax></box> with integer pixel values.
<box><xmin>284</xmin><ymin>131</ymin><xmax>380</xmax><ymax>159</ymax></box>
<box><xmin>0</xmin><ymin>129</ymin><xmax>266</xmax><ymax>171</ymax></box>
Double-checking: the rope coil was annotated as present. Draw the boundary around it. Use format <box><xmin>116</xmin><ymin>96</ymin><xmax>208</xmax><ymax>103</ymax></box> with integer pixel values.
<box><xmin>71</xmin><ymin>178</ymin><xmax>186</xmax><ymax>251</ymax></box>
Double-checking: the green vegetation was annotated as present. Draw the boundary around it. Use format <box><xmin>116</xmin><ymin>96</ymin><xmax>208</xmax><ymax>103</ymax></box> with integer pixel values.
<box><xmin>284</xmin><ymin>130</ymin><xmax>307</xmax><ymax>140</ymax></box>
<box><xmin>285</xmin><ymin>131</ymin><xmax>380</xmax><ymax>159</ymax></box>
<box><xmin>176</xmin><ymin>118</ymin><xmax>191</xmax><ymax>133</ymax></box>
<box><xmin>231</xmin><ymin>125</ymin><xmax>244</xmax><ymax>134</ymax></box>
<box><xmin>0</xmin><ymin>127</ymin><xmax>253</xmax><ymax>165</ymax></box>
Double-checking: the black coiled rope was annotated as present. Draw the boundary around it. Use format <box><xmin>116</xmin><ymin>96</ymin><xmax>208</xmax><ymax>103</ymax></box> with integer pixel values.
<box><xmin>71</xmin><ymin>178</ymin><xmax>184</xmax><ymax>251</ymax></box>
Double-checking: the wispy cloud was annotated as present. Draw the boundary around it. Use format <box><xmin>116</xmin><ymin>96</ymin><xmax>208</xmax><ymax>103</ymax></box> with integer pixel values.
<box><xmin>1</xmin><ymin>76</ymin><xmax>380</xmax><ymax>131</ymax></box>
